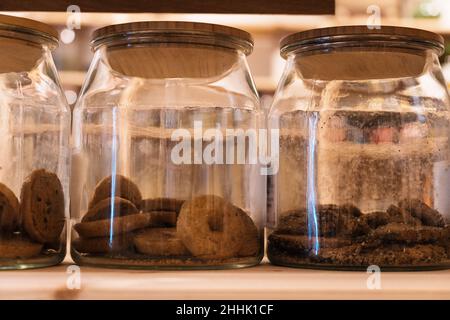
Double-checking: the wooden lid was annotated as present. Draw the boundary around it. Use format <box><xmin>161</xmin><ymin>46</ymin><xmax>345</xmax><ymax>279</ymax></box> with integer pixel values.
<box><xmin>92</xmin><ymin>21</ymin><xmax>253</xmax><ymax>55</ymax></box>
<box><xmin>0</xmin><ymin>14</ymin><xmax>58</xmax><ymax>45</ymax></box>
<box><xmin>281</xmin><ymin>25</ymin><xmax>444</xmax><ymax>58</ymax></box>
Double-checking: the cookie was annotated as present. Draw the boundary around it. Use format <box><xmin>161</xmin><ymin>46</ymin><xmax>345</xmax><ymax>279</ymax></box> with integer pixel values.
<box><xmin>387</xmin><ymin>205</ymin><xmax>422</xmax><ymax>226</ymax></box>
<box><xmin>0</xmin><ymin>237</ymin><xmax>43</xmax><ymax>259</ymax></box>
<box><xmin>0</xmin><ymin>182</ymin><xmax>19</xmax><ymax>232</ymax></box>
<box><xmin>82</xmin><ymin>197</ymin><xmax>138</xmax><ymax>222</ymax></box>
<box><xmin>176</xmin><ymin>195</ymin><xmax>249</xmax><ymax>259</ymax></box>
<box><xmin>88</xmin><ymin>175</ymin><xmax>142</xmax><ymax>209</ymax></box>
<box><xmin>74</xmin><ymin>212</ymin><xmax>153</xmax><ymax>238</ymax></box>
<box><xmin>369</xmin><ymin>223</ymin><xmax>448</xmax><ymax>244</ymax></box>
<box><xmin>140</xmin><ymin>198</ymin><xmax>184</xmax><ymax>213</ymax></box>
<box><xmin>276</xmin><ymin>209</ymin><xmax>308</xmax><ymax>235</ymax></box>
<box><xmin>133</xmin><ymin>228</ymin><xmax>190</xmax><ymax>256</ymax></box>
<box><xmin>399</xmin><ymin>199</ymin><xmax>445</xmax><ymax>227</ymax></box>
<box><xmin>319</xmin><ymin>204</ymin><xmax>369</xmax><ymax>237</ymax></box>
<box><xmin>237</xmin><ymin>212</ymin><xmax>261</xmax><ymax>257</ymax></box>
<box><xmin>20</xmin><ymin>169</ymin><xmax>65</xmax><ymax>243</ymax></box>
<box><xmin>73</xmin><ymin>236</ymin><xmax>131</xmax><ymax>254</ymax></box>
<box><xmin>269</xmin><ymin>233</ymin><xmax>351</xmax><ymax>254</ymax></box>
<box><xmin>140</xmin><ymin>211</ymin><xmax>177</xmax><ymax>227</ymax></box>
<box><xmin>362</xmin><ymin>211</ymin><xmax>390</xmax><ymax>229</ymax></box>
<box><xmin>311</xmin><ymin>244</ymin><xmax>447</xmax><ymax>266</ymax></box>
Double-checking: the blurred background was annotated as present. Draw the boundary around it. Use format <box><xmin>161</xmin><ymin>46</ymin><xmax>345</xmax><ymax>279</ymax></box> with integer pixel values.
<box><xmin>2</xmin><ymin>0</ymin><xmax>450</xmax><ymax>110</ymax></box>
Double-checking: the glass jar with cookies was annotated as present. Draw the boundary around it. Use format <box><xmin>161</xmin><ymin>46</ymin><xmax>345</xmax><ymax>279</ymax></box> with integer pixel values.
<box><xmin>267</xmin><ymin>26</ymin><xmax>450</xmax><ymax>270</ymax></box>
<box><xmin>71</xmin><ymin>21</ymin><xmax>264</xmax><ymax>269</ymax></box>
<box><xmin>0</xmin><ymin>15</ymin><xmax>70</xmax><ymax>269</ymax></box>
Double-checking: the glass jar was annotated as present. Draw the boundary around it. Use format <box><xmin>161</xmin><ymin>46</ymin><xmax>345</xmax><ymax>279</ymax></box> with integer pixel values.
<box><xmin>0</xmin><ymin>15</ymin><xmax>70</xmax><ymax>269</ymax></box>
<box><xmin>267</xmin><ymin>26</ymin><xmax>450</xmax><ymax>270</ymax></box>
<box><xmin>71</xmin><ymin>21</ymin><xmax>264</xmax><ymax>269</ymax></box>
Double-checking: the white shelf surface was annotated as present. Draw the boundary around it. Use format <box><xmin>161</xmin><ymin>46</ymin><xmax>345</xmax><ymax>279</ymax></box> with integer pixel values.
<box><xmin>1</xmin><ymin>260</ymin><xmax>450</xmax><ymax>299</ymax></box>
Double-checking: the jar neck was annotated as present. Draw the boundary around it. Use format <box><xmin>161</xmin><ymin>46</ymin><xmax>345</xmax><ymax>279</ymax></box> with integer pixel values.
<box><xmin>97</xmin><ymin>43</ymin><xmax>246</xmax><ymax>80</ymax></box>
<box><xmin>287</xmin><ymin>45</ymin><xmax>441</xmax><ymax>81</ymax></box>
<box><xmin>0</xmin><ymin>31</ymin><xmax>55</xmax><ymax>73</ymax></box>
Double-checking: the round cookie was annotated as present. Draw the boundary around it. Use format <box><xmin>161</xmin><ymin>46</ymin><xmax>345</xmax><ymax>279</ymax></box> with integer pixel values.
<box><xmin>82</xmin><ymin>197</ymin><xmax>138</xmax><ymax>222</ymax></box>
<box><xmin>20</xmin><ymin>169</ymin><xmax>65</xmax><ymax>243</ymax></box>
<box><xmin>0</xmin><ymin>182</ymin><xmax>19</xmax><ymax>232</ymax></box>
<box><xmin>140</xmin><ymin>198</ymin><xmax>184</xmax><ymax>213</ymax></box>
<box><xmin>176</xmin><ymin>195</ymin><xmax>247</xmax><ymax>259</ymax></box>
<box><xmin>0</xmin><ymin>237</ymin><xmax>43</xmax><ymax>259</ymax></box>
<box><xmin>73</xmin><ymin>236</ymin><xmax>131</xmax><ymax>254</ymax></box>
<box><xmin>74</xmin><ymin>212</ymin><xmax>154</xmax><ymax>238</ymax></box>
<box><xmin>237</xmin><ymin>212</ymin><xmax>261</xmax><ymax>257</ymax></box>
<box><xmin>88</xmin><ymin>175</ymin><xmax>142</xmax><ymax>209</ymax></box>
<box><xmin>141</xmin><ymin>211</ymin><xmax>177</xmax><ymax>227</ymax></box>
<box><xmin>133</xmin><ymin>228</ymin><xmax>190</xmax><ymax>256</ymax></box>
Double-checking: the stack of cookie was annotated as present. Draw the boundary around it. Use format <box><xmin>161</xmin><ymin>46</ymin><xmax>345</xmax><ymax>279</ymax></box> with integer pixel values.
<box><xmin>0</xmin><ymin>169</ymin><xmax>65</xmax><ymax>259</ymax></box>
<box><xmin>73</xmin><ymin>175</ymin><xmax>261</xmax><ymax>265</ymax></box>
<box><xmin>268</xmin><ymin>199</ymin><xmax>450</xmax><ymax>268</ymax></box>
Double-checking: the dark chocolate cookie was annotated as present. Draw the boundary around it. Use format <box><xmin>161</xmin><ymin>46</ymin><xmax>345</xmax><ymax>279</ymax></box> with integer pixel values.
<box><xmin>387</xmin><ymin>205</ymin><xmax>422</xmax><ymax>226</ymax></box>
<box><xmin>310</xmin><ymin>243</ymin><xmax>447</xmax><ymax>266</ymax></box>
<box><xmin>362</xmin><ymin>211</ymin><xmax>390</xmax><ymax>229</ymax></box>
<box><xmin>276</xmin><ymin>209</ymin><xmax>308</xmax><ymax>235</ymax></box>
<box><xmin>140</xmin><ymin>198</ymin><xmax>185</xmax><ymax>214</ymax></box>
<box><xmin>88</xmin><ymin>175</ymin><xmax>142</xmax><ymax>209</ymax></box>
<box><xmin>269</xmin><ymin>233</ymin><xmax>351</xmax><ymax>255</ymax></box>
<box><xmin>82</xmin><ymin>197</ymin><xmax>138</xmax><ymax>222</ymax></box>
<box><xmin>277</xmin><ymin>204</ymin><xmax>365</xmax><ymax>237</ymax></box>
<box><xmin>20</xmin><ymin>169</ymin><xmax>65</xmax><ymax>243</ymax></box>
<box><xmin>0</xmin><ymin>182</ymin><xmax>19</xmax><ymax>232</ymax></box>
<box><xmin>133</xmin><ymin>228</ymin><xmax>190</xmax><ymax>256</ymax></box>
<box><xmin>399</xmin><ymin>199</ymin><xmax>445</xmax><ymax>227</ymax></box>
<box><xmin>370</xmin><ymin>223</ymin><xmax>448</xmax><ymax>244</ymax></box>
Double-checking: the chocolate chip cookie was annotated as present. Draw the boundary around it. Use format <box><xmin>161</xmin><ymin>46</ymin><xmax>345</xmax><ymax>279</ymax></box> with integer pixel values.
<box><xmin>0</xmin><ymin>182</ymin><xmax>19</xmax><ymax>232</ymax></box>
<box><xmin>20</xmin><ymin>169</ymin><xmax>65</xmax><ymax>243</ymax></box>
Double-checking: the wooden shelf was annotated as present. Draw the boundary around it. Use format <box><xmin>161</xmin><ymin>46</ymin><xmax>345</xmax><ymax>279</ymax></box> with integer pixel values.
<box><xmin>0</xmin><ymin>0</ymin><xmax>335</xmax><ymax>15</ymax></box>
<box><xmin>1</xmin><ymin>261</ymin><xmax>450</xmax><ymax>299</ymax></box>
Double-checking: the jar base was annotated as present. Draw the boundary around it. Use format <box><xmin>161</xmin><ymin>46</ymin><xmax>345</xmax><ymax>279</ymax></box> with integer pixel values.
<box><xmin>268</xmin><ymin>252</ymin><xmax>450</xmax><ymax>272</ymax></box>
<box><xmin>71</xmin><ymin>249</ymin><xmax>263</xmax><ymax>270</ymax></box>
<box><xmin>0</xmin><ymin>251</ymin><xmax>66</xmax><ymax>270</ymax></box>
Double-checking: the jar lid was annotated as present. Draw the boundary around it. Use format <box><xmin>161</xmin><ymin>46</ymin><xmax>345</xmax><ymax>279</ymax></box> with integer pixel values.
<box><xmin>0</xmin><ymin>14</ymin><xmax>59</xmax><ymax>46</ymax></box>
<box><xmin>92</xmin><ymin>21</ymin><xmax>254</xmax><ymax>55</ymax></box>
<box><xmin>280</xmin><ymin>25</ymin><xmax>445</xmax><ymax>58</ymax></box>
